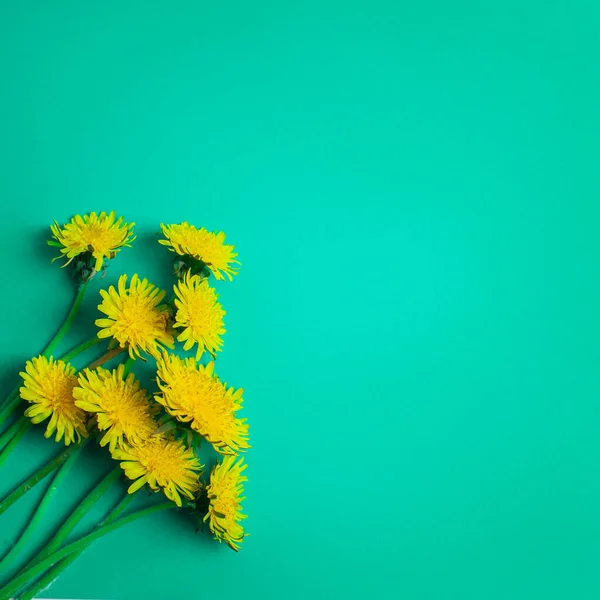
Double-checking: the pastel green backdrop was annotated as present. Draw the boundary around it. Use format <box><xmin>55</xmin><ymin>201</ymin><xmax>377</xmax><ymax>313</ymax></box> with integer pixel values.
<box><xmin>0</xmin><ymin>1</ymin><xmax>599</xmax><ymax>599</ymax></box>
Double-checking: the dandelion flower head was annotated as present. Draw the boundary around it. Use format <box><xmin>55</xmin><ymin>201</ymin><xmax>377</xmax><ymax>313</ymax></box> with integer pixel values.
<box><xmin>95</xmin><ymin>274</ymin><xmax>174</xmax><ymax>359</ymax></box>
<box><xmin>173</xmin><ymin>272</ymin><xmax>226</xmax><ymax>360</ymax></box>
<box><xmin>112</xmin><ymin>437</ymin><xmax>202</xmax><ymax>507</ymax></box>
<box><xmin>159</xmin><ymin>222</ymin><xmax>240</xmax><ymax>281</ymax></box>
<box><xmin>20</xmin><ymin>356</ymin><xmax>87</xmax><ymax>445</ymax></box>
<box><xmin>49</xmin><ymin>211</ymin><xmax>135</xmax><ymax>272</ymax></box>
<box><xmin>155</xmin><ymin>353</ymin><xmax>249</xmax><ymax>455</ymax></box>
<box><xmin>74</xmin><ymin>364</ymin><xmax>158</xmax><ymax>452</ymax></box>
<box><xmin>204</xmin><ymin>455</ymin><xmax>248</xmax><ymax>551</ymax></box>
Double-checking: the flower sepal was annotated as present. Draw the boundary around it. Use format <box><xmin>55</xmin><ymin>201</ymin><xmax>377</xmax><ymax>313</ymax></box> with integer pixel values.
<box><xmin>72</xmin><ymin>251</ymin><xmax>110</xmax><ymax>284</ymax></box>
<box><xmin>173</xmin><ymin>255</ymin><xmax>211</xmax><ymax>280</ymax></box>
<box><xmin>186</xmin><ymin>487</ymin><xmax>213</xmax><ymax>533</ymax></box>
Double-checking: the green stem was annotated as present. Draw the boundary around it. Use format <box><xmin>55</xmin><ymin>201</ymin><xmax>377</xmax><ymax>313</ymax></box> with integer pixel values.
<box><xmin>0</xmin><ymin>440</ymin><xmax>87</xmax><ymax>577</ymax></box>
<box><xmin>0</xmin><ymin>384</ymin><xmax>20</xmax><ymax>412</ymax></box>
<box><xmin>17</xmin><ymin>494</ymin><xmax>136</xmax><ymax>600</ymax></box>
<box><xmin>122</xmin><ymin>356</ymin><xmax>135</xmax><ymax>377</ymax></box>
<box><xmin>0</xmin><ymin>283</ymin><xmax>88</xmax><ymax>424</ymax></box>
<box><xmin>59</xmin><ymin>337</ymin><xmax>101</xmax><ymax>363</ymax></box>
<box><xmin>0</xmin><ymin>502</ymin><xmax>175</xmax><ymax>600</ymax></box>
<box><xmin>0</xmin><ymin>415</ymin><xmax>26</xmax><ymax>452</ymax></box>
<box><xmin>104</xmin><ymin>491</ymin><xmax>136</xmax><ymax>522</ymax></box>
<box><xmin>0</xmin><ymin>446</ymin><xmax>74</xmax><ymax>517</ymax></box>
<box><xmin>0</xmin><ymin>391</ymin><xmax>20</xmax><ymax>428</ymax></box>
<box><xmin>30</xmin><ymin>466</ymin><xmax>121</xmax><ymax>566</ymax></box>
<box><xmin>42</xmin><ymin>283</ymin><xmax>88</xmax><ymax>358</ymax></box>
<box><xmin>0</xmin><ymin>418</ymin><xmax>30</xmax><ymax>469</ymax></box>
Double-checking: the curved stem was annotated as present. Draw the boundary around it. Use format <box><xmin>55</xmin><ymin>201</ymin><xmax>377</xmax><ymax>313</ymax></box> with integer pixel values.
<box><xmin>0</xmin><ymin>383</ymin><xmax>20</xmax><ymax>412</ymax></box>
<box><xmin>0</xmin><ymin>501</ymin><xmax>175</xmax><ymax>600</ymax></box>
<box><xmin>0</xmin><ymin>415</ymin><xmax>26</xmax><ymax>452</ymax></box>
<box><xmin>0</xmin><ymin>418</ymin><xmax>30</xmax><ymax>469</ymax></box>
<box><xmin>42</xmin><ymin>283</ymin><xmax>88</xmax><ymax>358</ymax></box>
<box><xmin>0</xmin><ymin>282</ymin><xmax>87</xmax><ymax>419</ymax></box>
<box><xmin>103</xmin><ymin>491</ymin><xmax>135</xmax><ymax>522</ymax></box>
<box><xmin>0</xmin><ymin>446</ymin><xmax>74</xmax><ymax>517</ymax></box>
<box><xmin>122</xmin><ymin>356</ymin><xmax>135</xmax><ymax>377</ymax></box>
<box><xmin>29</xmin><ymin>466</ymin><xmax>121</xmax><ymax>567</ymax></box>
<box><xmin>60</xmin><ymin>337</ymin><xmax>101</xmax><ymax>363</ymax></box>
<box><xmin>17</xmin><ymin>493</ymin><xmax>136</xmax><ymax>600</ymax></box>
<box><xmin>0</xmin><ymin>440</ymin><xmax>87</xmax><ymax>577</ymax></box>
<box><xmin>87</xmin><ymin>346</ymin><xmax>126</xmax><ymax>370</ymax></box>
<box><xmin>0</xmin><ymin>391</ymin><xmax>20</xmax><ymax>428</ymax></box>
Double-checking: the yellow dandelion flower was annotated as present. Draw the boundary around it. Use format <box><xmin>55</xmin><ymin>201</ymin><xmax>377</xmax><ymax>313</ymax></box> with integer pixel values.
<box><xmin>204</xmin><ymin>455</ymin><xmax>248</xmax><ymax>551</ymax></box>
<box><xmin>74</xmin><ymin>364</ymin><xmax>158</xmax><ymax>452</ymax></box>
<box><xmin>173</xmin><ymin>272</ymin><xmax>226</xmax><ymax>360</ymax></box>
<box><xmin>159</xmin><ymin>222</ymin><xmax>240</xmax><ymax>281</ymax></box>
<box><xmin>95</xmin><ymin>274</ymin><xmax>174</xmax><ymax>359</ymax></box>
<box><xmin>155</xmin><ymin>353</ymin><xmax>249</xmax><ymax>455</ymax></box>
<box><xmin>19</xmin><ymin>356</ymin><xmax>88</xmax><ymax>445</ymax></box>
<box><xmin>49</xmin><ymin>211</ymin><xmax>135</xmax><ymax>272</ymax></box>
<box><xmin>112</xmin><ymin>437</ymin><xmax>202</xmax><ymax>507</ymax></box>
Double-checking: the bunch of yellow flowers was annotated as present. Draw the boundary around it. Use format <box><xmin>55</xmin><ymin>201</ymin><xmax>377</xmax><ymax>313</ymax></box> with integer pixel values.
<box><xmin>0</xmin><ymin>212</ymin><xmax>249</xmax><ymax>599</ymax></box>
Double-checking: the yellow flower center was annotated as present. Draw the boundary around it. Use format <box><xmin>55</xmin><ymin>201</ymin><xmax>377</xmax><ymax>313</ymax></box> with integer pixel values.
<box><xmin>180</xmin><ymin>289</ymin><xmax>215</xmax><ymax>331</ymax></box>
<box><xmin>76</xmin><ymin>221</ymin><xmax>124</xmax><ymax>253</ymax></box>
<box><xmin>168</xmin><ymin>372</ymin><xmax>240</xmax><ymax>445</ymax></box>
<box><xmin>106</xmin><ymin>396</ymin><xmax>148</xmax><ymax>431</ymax></box>
<box><xmin>136</xmin><ymin>440</ymin><xmax>191</xmax><ymax>483</ymax></box>
<box><xmin>43</xmin><ymin>368</ymin><xmax>79</xmax><ymax>412</ymax></box>
<box><xmin>212</xmin><ymin>485</ymin><xmax>240</xmax><ymax>523</ymax></box>
<box><xmin>193</xmin><ymin>379</ymin><xmax>234</xmax><ymax>435</ymax></box>
<box><xmin>188</xmin><ymin>230</ymin><xmax>227</xmax><ymax>266</ymax></box>
<box><xmin>113</xmin><ymin>295</ymin><xmax>166</xmax><ymax>342</ymax></box>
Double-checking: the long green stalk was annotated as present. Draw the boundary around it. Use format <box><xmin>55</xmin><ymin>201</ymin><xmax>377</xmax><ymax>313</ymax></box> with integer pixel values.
<box><xmin>0</xmin><ymin>392</ymin><xmax>20</xmax><ymax>430</ymax></box>
<box><xmin>0</xmin><ymin>415</ymin><xmax>26</xmax><ymax>452</ymax></box>
<box><xmin>0</xmin><ymin>502</ymin><xmax>175</xmax><ymax>600</ymax></box>
<box><xmin>17</xmin><ymin>494</ymin><xmax>136</xmax><ymax>600</ymax></box>
<box><xmin>0</xmin><ymin>446</ymin><xmax>74</xmax><ymax>517</ymax></box>
<box><xmin>42</xmin><ymin>283</ymin><xmax>88</xmax><ymax>358</ymax></box>
<box><xmin>59</xmin><ymin>337</ymin><xmax>101</xmax><ymax>363</ymax></box>
<box><xmin>122</xmin><ymin>356</ymin><xmax>135</xmax><ymax>377</ymax></box>
<box><xmin>0</xmin><ymin>440</ymin><xmax>86</xmax><ymax>576</ymax></box>
<box><xmin>29</xmin><ymin>466</ymin><xmax>121</xmax><ymax>566</ymax></box>
<box><xmin>0</xmin><ymin>419</ymin><xmax>30</xmax><ymax>469</ymax></box>
<box><xmin>0</xmin><ymin>384</ymin><xmax>19</xmax><ymax>415</ymax></box>
<box><xmin>0</xmin><ymin>281</ymin><xmax>87</xmax><ymax>424</ymax></box>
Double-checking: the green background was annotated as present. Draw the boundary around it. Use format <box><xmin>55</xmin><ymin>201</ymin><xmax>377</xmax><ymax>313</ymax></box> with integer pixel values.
<box><xmin>0</xmin><ymin>1</ymin><xmax>599</xmax><ymax>598</ymax></box>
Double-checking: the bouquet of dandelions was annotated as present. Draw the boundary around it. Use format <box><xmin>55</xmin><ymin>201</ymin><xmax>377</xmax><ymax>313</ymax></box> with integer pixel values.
<box><xmin>0</xmin><ymin>212</ymin><xmax>249</xmax><ymax>599</ymax></box>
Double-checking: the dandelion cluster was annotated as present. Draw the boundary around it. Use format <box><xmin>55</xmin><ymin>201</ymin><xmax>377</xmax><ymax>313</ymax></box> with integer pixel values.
<box><xmin>15</xmin><ymin>212</ymin><xmax>249</xmax><ymax>556</ymax></box>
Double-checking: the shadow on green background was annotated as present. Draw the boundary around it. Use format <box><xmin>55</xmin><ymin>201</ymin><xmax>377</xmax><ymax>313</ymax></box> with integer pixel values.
<box><xmin>0</xmin><ymin>1</ymin><xmax>599</xmax><ymax>598</ymax></box>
